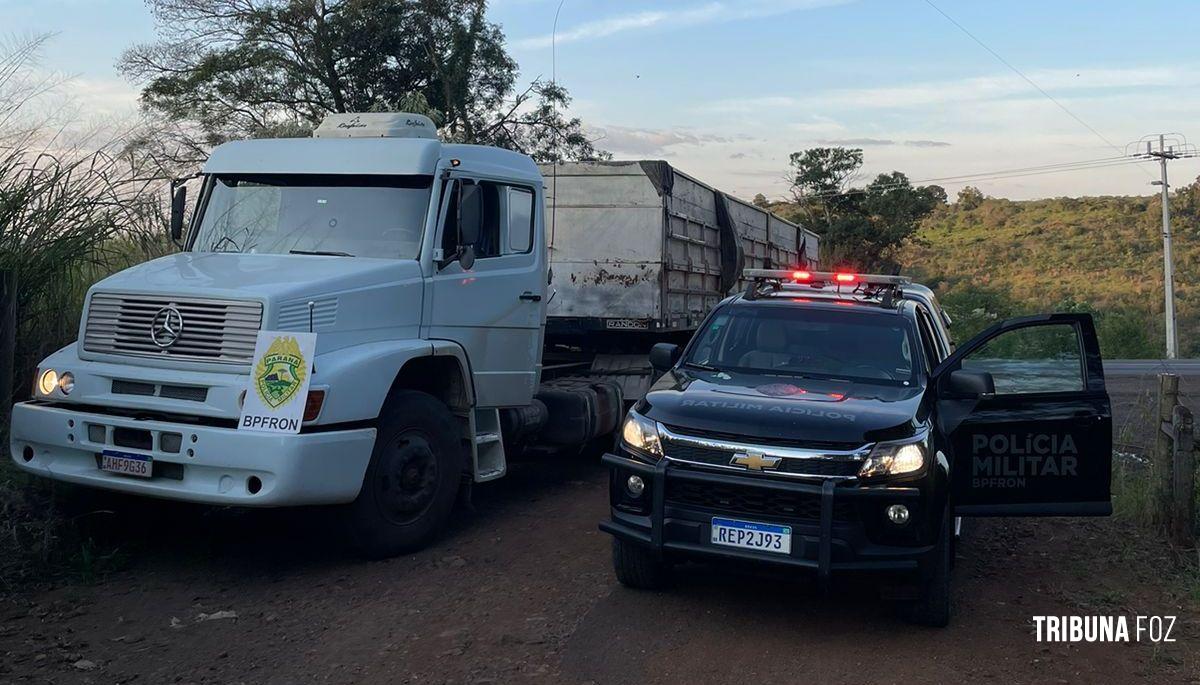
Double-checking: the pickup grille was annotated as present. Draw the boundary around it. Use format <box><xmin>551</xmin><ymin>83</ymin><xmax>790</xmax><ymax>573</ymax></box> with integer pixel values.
<box><xmin>658</xmin><ymin>425</ymin><xmax>870</xmax><ymax>481</ymax></box>
<box><xmin>665</xmin><ymin>479</ymin><xmax>856</xmax><ymax>522</ymax></box>
<box><xmin>84</xmin><ymin>293</ymin><xmax>263</xmax><ymax>365</ymax></box>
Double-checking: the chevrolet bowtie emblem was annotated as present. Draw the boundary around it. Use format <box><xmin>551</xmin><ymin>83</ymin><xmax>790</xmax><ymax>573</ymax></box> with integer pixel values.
<box><xmin>730</xmin><ymin>451</ymin><xmax>782</xmax><ymax>471</ymax></box>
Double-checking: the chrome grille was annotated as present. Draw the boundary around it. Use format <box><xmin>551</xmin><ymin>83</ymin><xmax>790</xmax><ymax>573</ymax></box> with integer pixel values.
<box><xmin>84</xmin><ymin>293</ymin><xmax>262</xmax><ymax>365</ymax></box>
<box><xmin>659</xmin><ymin>424</ymin><xmax>871</xmax><ymax>481</ymax></box>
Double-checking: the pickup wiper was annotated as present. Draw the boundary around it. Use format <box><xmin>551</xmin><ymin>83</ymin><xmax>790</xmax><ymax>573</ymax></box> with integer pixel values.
<box><xmin>682</xmin><ymin>361</ymin><xmax>720</xmax><ymax>372</ymax></box>
<box><xmin>289</xmin><ymin>249</ymin><xmax>353</xmax><ymax>257</ymax></box>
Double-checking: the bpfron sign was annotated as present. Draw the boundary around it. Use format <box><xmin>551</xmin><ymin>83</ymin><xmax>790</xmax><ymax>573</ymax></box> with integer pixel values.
<box><xmin>239</xmin><ymin>331</ymin><xmax>317</xmax><ymax>434</ymax></box>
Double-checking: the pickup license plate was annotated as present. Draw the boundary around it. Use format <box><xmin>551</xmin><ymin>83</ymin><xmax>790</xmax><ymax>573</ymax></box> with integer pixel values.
<box><xmin>100</xmin><ymin>449</ymin><xmax>152</xmax><ymax>479</ymax></box>
<box><xmin>711</xmin><ymin>517</ymin><xmax>791</xmax><ymax>554</ymax></box>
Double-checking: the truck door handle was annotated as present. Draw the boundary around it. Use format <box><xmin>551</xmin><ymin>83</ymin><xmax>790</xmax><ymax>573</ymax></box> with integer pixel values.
<box><xmin>519</xmin><ymin>292</ymin><xmax>542</xmax><ymax>302</ymax></box>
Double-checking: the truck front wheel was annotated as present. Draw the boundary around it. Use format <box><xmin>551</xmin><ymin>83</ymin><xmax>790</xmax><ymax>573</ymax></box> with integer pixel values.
<box><xmin>344</xmin><ymin>390</ymin><xmax>465</xmax><ymax>559</ymax></box>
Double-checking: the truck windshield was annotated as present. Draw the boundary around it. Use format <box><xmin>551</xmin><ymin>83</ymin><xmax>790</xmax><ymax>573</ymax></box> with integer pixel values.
<box><xmin>191</xmin><ymin>174</ymin><xmax>433</xmax><ymax>258</ymax></box>
<box><xmin>685</xmin><ymin>306</ymin><xmax>917</xmax><ymax>385</ymax></box>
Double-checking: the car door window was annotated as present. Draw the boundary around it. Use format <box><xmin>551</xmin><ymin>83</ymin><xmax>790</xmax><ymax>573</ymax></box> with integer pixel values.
<box><xmin>508</xmin><ymin>187</ymin><xmax>534</xmax><ymax>253</ymax></box>
<box><xmin>961</xmin><ymin>323</ymin><xmax>1084</xmax><ymax>394</ymax></box>
<box><xmin>916</xmin><ymin>309</ymin><xmax>940</xmax><ymax>373</ymax></box>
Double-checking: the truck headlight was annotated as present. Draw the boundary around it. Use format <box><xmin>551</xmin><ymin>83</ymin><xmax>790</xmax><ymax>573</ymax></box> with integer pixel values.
<box><xmin>859</xmin><ymin>437</ymin><xmax>927</xmax><ymax>478</ymax></box>
<box><xmin>37</xmin><ymin>369</ymin><xmax>58</xmax><ymax>396</ymax></box>
<box><xmin>58</xmin><ymin>372</ymin><xmax>75</xmax><ymax>395</ymax></box>
<box><xmin>620</xmin><ymin>410</ymin><xmax>663</xmax><ymax>460</ymax></box>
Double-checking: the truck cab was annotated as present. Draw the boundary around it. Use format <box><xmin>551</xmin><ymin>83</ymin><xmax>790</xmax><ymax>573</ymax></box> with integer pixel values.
<box><xmin>9</xmin><ymin>113</ymin><xmax>559</xmax><ymax>557</ymax></box>
<box><xmin>601</xmin><ymin>269</ymin><xmax>1113</xmax><ymax>626</ymax></box>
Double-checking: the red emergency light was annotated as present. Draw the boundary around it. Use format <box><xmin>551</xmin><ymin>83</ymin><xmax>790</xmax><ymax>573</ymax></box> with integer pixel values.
<box><xmin>791</xmin><ymin>270</ymin><xmax>812</xmax><ymax>281</ymax></box>
<box><xmin>834</xmin><ymin>273</ymin><xmax>856</xmax><ymax>283</ymax></box>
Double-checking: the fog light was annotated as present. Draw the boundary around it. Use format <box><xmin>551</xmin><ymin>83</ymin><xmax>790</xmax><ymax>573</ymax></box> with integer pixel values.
<box><xmin>626</xmin><ymin>474</ymin><xmax>645</xmax><ymax>498</ymax></box>
<box><xmin>87</xmin><ymin>424</ymin><xmax>106</xmax><ymax>443</ymax></box>
<box><xmin>886</xmin><ymin>504</ymin><xmax>910</xmax><ymax>525</ymax></box>
<box><xmin>160</xmin><ymin>432</ymin><xmax>183</xmax><ymax>454</ymax></box>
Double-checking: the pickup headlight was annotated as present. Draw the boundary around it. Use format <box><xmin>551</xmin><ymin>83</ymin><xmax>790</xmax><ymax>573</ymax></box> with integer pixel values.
<box><xmin>859</xmin><ymin>436</ymin><xmax>928</xmax><ymax>478</ymax></box>
<box><xmin>620</xmin><ymin>410</ymin><xmax>663</xmax><ymax>460</ymax></box>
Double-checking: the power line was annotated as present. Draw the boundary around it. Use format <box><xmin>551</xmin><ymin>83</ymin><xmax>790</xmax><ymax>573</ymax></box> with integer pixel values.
<box><xmin>921</xmin><ymin>0</ymin><xmax>1127</xmax><ymax>156</ymax></box>
<box><xmin>794</xmin><ymin>156</ymin><xmax>1155</xmax><ymax>200</ymax></box>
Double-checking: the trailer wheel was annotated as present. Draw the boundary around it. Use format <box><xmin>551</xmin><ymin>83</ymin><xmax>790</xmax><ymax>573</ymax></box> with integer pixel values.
<box><xmin>905</xmin><ymin>510</ymin><xmax>953</xmax><ymax>627</ymax></box>
<box><xmin>611</xmin><ymin>538</ymin><xmax>671</xmax><ymax>590</ymax></box>
<box><xmin>344</xmin><ymin>390</ymin><xmax>464</xmax><ymax>559</ymax></box>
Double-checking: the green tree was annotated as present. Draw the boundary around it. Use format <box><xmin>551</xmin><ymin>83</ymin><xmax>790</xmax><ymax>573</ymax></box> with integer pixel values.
<box><xmin>956</xmin><ymin>185</ymin><xmax>984</xmax><ymax>210</ymax></box>
<box><xmin>788</xmin><ymin>147</ymin><xmax>944</xmax><ymax>270</ymax></box>
<box><xmin>119</xmin><ymin>0</ymin><xmax>604</xmax><ymax>164</ymax></box>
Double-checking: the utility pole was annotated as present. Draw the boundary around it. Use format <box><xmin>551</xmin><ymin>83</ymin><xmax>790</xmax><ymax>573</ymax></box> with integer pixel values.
<box><xmin>1127</xmin><ymin>134</ymin><xmax>1197</xmax><ymax>359</ymax></box>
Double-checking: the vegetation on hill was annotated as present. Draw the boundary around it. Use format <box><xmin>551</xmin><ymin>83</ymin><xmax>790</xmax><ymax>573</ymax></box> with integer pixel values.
<box><xmin>901</xmin><ymin>185</ymin><xmax>1200</xmax><ymax>358</ymax></box>
<box><xmin>767</xmin><ymin>153</ymin><xmax>1198</xmax><ymax>359</ymax></box>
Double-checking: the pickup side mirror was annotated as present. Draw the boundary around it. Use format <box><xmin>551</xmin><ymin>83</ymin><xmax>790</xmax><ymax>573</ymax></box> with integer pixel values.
<box><xmin>649</xmin><ymin>343</ymin><xmax>681</xmax><ymax>373</ymax></box>
<box><xmin>169</xmin><ymin>184</ymin><xmax>188</xmax><ymax>243</ymax></box>
<box><xmin>942</xmin><ymin>368</ymin><xmax>995</xmax><ymax>398</ymax></box>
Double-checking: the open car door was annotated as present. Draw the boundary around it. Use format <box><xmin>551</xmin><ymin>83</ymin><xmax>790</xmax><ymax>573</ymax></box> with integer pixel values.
<box><xmin>931</xmin><ymin>313</ymin><xmax>1112</xmax><ymax>516</ymax></box>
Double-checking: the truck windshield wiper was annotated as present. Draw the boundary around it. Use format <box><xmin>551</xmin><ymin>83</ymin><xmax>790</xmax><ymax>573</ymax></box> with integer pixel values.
<box><xmin>289</xmin><ymin>249</ymin><xmax>354</xmax><ymax>257</ymax></box>
<box><xmin>682</xmin><ymin>361</ymin><xmax>720</xmax><ymax>372</ymax></box>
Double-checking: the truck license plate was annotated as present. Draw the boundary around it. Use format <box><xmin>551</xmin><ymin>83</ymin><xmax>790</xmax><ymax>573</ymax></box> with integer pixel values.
<box><xmin>711</xmin><ymin>517</ymin><xmax>791</xmax><ymax>554</ymax></box>
<box><xmin>100</xmin><ymin>449</ymin><xmax>152</xmax><ymax>479</ymax></box>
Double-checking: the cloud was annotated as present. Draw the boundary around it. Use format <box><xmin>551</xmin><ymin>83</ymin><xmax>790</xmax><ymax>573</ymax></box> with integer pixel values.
<box><xmin>729</xmin><ymin>152</ymin><xmax>747</xmax><ymax>159</ymax></box>
<box><xmin>702</xmin><ymin>66</ymin><xmax>1188</xmax><ymax>116</ymax></box>
<box><xmin>813</xmin><ymin>67</ymin><xmax>1184</xmax><ymax>110</ymax></box>
<box><xmin>818</xmin><ymin>137</ymin><xmax>896</xmax><ymax>146</ymax></box>
<box><xmin>588</xmin><ymin>124</ymin><xmax>733</xmax><ymax>155</ymax></box>
<box><xmin>817</xmin><ymin>138</ymin><xmax>952</xmax><ymax>147</ymax></box>
<box><xmin>513</xmin><ymin>0</ymin><xmax>852</xmax><ymax>50</ymax></box>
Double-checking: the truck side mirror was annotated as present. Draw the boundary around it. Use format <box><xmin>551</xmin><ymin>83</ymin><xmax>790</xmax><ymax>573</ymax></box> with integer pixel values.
<box><xmin>169</xmin><ymin>184</ymin><xmax>188</xmax><ymax>243</ymax></box>
<box><xmin>459</xmin><ymin>183</ymin><xmax>482</xmax><ymax>246</ymax></box>
<box><xmin>941</xmin><ymin>368</ymin><xmax>995</xmax><ymax>398</ymax></box>
<box><xmin>649</xmin><ymin>343</ymin><xmax>681</xmax><ymax>373</ymax></box>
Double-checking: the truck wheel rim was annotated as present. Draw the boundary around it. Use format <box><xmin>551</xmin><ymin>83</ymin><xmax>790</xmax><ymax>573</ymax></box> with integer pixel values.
<box><xmin>376</xmin><ymin>431</ymin><xmax>439</xmax><ymax>524</ymax></box>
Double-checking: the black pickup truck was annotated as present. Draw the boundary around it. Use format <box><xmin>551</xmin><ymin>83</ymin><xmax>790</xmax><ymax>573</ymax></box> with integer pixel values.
<box><xmin>600</xmin><ymin>270</ymin><xmax>1112</xmax><ymax>626</ymax></box>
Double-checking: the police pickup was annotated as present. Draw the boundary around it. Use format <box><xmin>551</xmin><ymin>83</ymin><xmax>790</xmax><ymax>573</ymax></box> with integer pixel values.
<box><xmin>601</xmin><ymin>269</ymin><xmax>1112</xmax><ymax>626</ymax></box>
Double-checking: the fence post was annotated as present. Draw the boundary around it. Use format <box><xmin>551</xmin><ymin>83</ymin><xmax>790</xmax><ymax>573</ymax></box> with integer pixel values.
<box><xmin>1169</xmin><ymin>405</ymin><xmax>1196</xmax><ymax>546</ymax></box>
<box><xmin>1155</xmin><ymin>373</ymin><xmax>1181</xmax><ymax>526</ymax></box>
<box><xmin>0</xmin><ymin>269</ymin><xmax>15</xmax><ymax>428</ymax></box>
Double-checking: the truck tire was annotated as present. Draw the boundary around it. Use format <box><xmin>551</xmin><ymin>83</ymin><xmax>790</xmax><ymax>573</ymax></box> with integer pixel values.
<box><xmin>611</xmin><ymin>538</ymin><xmax>671</xmax><ymax>590</ymax></box>
<box><xmin>905</xmin><ymin>510</ymin><xmax>953</xmax><ymax>627</ymax></box>
<box><xmin>344</xmin><ymin>390</ymin><xmax>464</xmax><ymax>559</ymax></box>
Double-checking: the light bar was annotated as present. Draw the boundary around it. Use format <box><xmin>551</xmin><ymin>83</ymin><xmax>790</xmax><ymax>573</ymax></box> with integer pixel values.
<box><xmin>744</xmin><ymin>268</ymin><xmax>911</xmax><ymax>286</ymax></box>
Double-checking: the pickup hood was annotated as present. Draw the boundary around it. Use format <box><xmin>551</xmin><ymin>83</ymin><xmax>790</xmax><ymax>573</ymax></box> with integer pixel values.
<box><xmin>92</xmin><ymin>252</ymin><xmax>419</xmax><ymax>302</ymax></box>
<box><xmin>639</xmin><ymin>369</ymin><xmax>926</xmax><ymax>446</ymax></box>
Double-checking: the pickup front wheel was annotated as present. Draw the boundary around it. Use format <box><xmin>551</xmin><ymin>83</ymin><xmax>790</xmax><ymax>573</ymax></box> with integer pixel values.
<box><xmin>611</xmin><ymin>538</ymin><xmax>671</xmax><ymax>590</ymax></box>
<box><xmin>344</xmin><ymin>390</ymin><xmax>465</xmax><ymax>559</ymax></box>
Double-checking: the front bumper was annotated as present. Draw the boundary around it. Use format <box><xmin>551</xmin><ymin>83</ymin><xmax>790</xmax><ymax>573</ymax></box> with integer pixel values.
<box><xmin>8</xmin><ymin>402</ymin><xmax>376</xmax><ymax>507</ymax></box>
<box><xmin>600</xmin><ymin>452</ymin><xmax>938</xmax><ymax>582</ymax></box>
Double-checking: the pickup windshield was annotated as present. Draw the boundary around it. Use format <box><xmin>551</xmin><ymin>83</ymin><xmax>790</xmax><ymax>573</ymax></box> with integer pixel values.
<box><xmin>191</xmin><ymin>174</ymin><xmax>433</xmax><ymax>258</ymax></box>
<box><xmin>686</xmin><ymin>306</ymin><xmax>918</xmax><ymax>385</ymax></box>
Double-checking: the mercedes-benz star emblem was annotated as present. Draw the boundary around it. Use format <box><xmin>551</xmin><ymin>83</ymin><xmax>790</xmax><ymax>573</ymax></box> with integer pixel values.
<box><xmin>150</xmin><ymin>306</ymin><xmax>184</xmax><ymax>349</ymax></box>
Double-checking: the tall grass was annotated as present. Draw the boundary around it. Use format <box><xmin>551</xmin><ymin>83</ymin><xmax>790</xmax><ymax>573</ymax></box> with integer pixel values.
<box><xmin>0</xmin><ymin>34</ymin><xmax>171</xmax><ymax>589</ymax></box>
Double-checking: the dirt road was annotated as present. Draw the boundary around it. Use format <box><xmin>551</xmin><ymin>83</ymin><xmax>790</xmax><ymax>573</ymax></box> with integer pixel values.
<box><xmin>0</xmin><ymin>374</ymin><xmax>1197</xmax><ymax>684</ymax></box>
<box><xmin>1</xmin><ymin>456</ymin><xmax>1197</xmax><ymax>685</ymax></box>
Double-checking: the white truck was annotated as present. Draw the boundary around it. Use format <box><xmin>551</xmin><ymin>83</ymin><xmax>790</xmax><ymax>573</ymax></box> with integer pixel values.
<box><xmin>8</xmin><ymin>113</ymin><xmax>816</xmax><ymax>558</ymax></box>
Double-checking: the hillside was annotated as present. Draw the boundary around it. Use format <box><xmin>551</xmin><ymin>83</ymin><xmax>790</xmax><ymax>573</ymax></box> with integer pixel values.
<box><xmin>899</xmin><ymin>193</ymin><xmax>1200</xmax><ymax>358</ymax></box>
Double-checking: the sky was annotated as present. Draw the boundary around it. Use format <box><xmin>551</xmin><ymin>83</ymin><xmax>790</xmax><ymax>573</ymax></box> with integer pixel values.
<box><xmin>5</xmin><ymin>0</ymin><xmax>1200</xmax><ymax>201</ymax></box>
